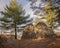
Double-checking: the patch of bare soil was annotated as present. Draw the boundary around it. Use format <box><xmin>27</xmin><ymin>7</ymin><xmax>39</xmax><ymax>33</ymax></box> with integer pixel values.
<box><xmin>2</xmin><ymin>38</ymin><xmax>60</xmax><ymax>48</ymax></box>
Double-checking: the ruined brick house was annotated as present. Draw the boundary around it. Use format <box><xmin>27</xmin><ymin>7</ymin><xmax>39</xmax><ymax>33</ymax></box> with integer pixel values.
<box><xmin>21</xmin><ymin>22</ymin><xmax>55</xmax><ymax>39</ymax></box>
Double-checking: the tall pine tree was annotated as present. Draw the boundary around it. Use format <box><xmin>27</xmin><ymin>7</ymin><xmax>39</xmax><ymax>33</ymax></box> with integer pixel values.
<box><xmin>0</xmin><ymin>0</ymin><xmax>32</xmax><ymax>39</ymax></box>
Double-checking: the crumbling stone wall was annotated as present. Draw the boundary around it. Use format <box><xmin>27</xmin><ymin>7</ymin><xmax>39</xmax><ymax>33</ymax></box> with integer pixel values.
<box><xmin>35</xmin><ymin>22</ymin><xmax>56</xmax><ymax>38</ymax></box>
<box><xmin>21</xmin><ymin>22</ymin><xmax>56</xmax><ymax>39</ymax></box>
<box><xmin>21</xmin><ymin>24</ymin><xmax>36</xmax><ymax>39</ymax></box>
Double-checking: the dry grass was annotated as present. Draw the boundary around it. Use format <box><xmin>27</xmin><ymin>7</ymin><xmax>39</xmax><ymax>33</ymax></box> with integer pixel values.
<box><xmin>0</xmin><ymin>33</ymin><xmax>60</xmax><ymax>48</ymax></box>
<box><xmin>1</xmin><ymin>37</ymin><xmax>60</xmax><ymax>48</ymax></box>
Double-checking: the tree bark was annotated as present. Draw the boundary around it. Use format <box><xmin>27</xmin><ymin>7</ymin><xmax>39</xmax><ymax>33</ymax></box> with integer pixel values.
<box><xmin>14</xmin><ymin>23</ymin><xmax>17</xmax><ymax>39</ymax></box>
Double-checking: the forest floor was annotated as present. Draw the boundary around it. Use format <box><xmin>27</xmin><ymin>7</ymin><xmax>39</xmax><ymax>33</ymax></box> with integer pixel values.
<box><xmin>2</xmin><ymin>37</ymin><xmax>60</xmax><ymax>48</ymax></box>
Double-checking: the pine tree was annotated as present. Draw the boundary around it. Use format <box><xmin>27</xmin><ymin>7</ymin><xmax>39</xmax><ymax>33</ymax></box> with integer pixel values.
<box><xmin>0</xmin><ymin>0</ymin><xmax>32</xmax><ymax>39</ymax></box>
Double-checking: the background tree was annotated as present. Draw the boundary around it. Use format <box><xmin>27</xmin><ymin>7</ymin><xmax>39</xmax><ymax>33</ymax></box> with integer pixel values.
<box><xmin>0</xmin><ymin>0</ymin><xmax>32</xmax><ymax>39</ymax></box>
<box><xmin>29</xmin><ymin>0</ymin><xmax>60</xmax><ymax>29</ymax></box>
<box><xmin>42</xmin><ymin>2</ymin><xmax>59</xmax><ymax>29</ymax></box>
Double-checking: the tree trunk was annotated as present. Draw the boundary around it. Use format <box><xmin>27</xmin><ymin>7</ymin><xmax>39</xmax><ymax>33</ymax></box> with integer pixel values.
<box><xmin>14</xmin><ymin>23</ymin><xmax>17</xmax><ymax>39</ymax></box>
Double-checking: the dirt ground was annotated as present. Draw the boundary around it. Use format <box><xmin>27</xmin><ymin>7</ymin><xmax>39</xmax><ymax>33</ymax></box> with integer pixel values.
<box><xmin>2</xmin><ymin>38</ymin><xmax>60</xmax><ymax>48</ymax></box>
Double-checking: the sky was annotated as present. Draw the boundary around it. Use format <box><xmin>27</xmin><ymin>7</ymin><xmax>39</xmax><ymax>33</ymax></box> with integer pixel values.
<box><xmin>0</xmin><ymin>0</ymin><xmax>60</xmax><ymax>18</ymax></box>
<box><xmin>17</xmin><ymin>0</ymin><xmax>28</xmax><ymax>6</ymax></box>
<box><xmin>0</xmin><ymin>0</ymin><xmax>45</xmax><ymax>17</ymax></box>
<box><xmin>0</xmin><ymin>0</ymin><xmax>28</xmax><ymax>11</ymax></box>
